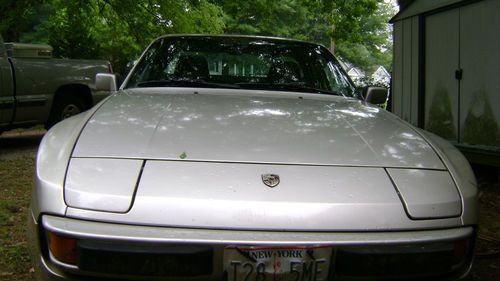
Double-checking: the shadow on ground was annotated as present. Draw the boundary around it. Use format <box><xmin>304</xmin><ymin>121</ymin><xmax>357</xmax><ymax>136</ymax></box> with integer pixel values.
<box><xmin>0</xmin><ymin>129</ymin><xmax>45</xmax><ymax>160</ymax></box>
<box><xmin>472</xmin><ymin>164</ymin><xmax>500</xmax><ymax>281</ymax></box>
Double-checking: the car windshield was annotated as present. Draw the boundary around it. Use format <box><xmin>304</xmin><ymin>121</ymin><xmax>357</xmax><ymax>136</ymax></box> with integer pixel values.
<box><xmin>125</xmin><ymin>36</ymin><xmax>355</xmax><ymax>97</ymax></box>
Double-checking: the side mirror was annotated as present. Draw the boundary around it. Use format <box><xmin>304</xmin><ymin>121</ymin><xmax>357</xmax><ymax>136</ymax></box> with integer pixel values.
<box><xmin>95</xmin><ymin>73</ymin><xmax>117</xmax><ymax>92</ymax></box>
<box><xmin>362</xmin><ymin>86</ymin><xmax>388</xmax><ymax>105</ymax></box>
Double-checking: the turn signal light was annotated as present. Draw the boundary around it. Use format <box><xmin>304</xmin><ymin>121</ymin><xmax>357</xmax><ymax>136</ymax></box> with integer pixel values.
<box><xmin>453</xmin><ymin>238</ymin><xmax>471</xmax><ymax>265</ymax></box>
<box><xmin>47</xmin><ymin>231</ymin><xmax>77</xmax><ymax>265</ymax></box>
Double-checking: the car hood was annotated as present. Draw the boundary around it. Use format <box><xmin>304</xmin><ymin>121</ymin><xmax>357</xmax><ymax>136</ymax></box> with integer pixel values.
<box><xmin>65</xmin><ymin>159</ymin><xmax>461</xmax><ymax>230</ymax></box>
<box><xmin>72</xmin><ymin>88</ymin><xmax>444</xmax><ymax>169</ymax></box>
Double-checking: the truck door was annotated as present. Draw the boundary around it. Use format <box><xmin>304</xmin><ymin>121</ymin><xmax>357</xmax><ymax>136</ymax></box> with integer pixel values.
<box><xmin>0</xmin><ymin>44</ymin><xmax>15</xmax><ymax>126</ymax></box>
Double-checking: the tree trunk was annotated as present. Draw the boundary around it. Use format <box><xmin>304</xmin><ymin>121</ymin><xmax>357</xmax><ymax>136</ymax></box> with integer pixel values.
<box><xmin>330</xmin><ymin>24</ymin><xmax>335</xmax><ymax>54</ymax></box>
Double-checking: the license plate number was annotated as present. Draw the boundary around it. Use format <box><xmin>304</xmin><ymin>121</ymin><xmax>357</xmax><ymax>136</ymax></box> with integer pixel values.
<box><xmin>224</xmin><ymin>246</ymin><xmax>332</xmax><ymax>281</ymax></box>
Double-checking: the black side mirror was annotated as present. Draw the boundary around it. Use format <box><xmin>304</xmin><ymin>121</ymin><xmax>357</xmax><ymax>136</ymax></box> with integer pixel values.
<box><xmin>361</xmin><ymin>86</ymin><xmax>388</xmax><ymax>105</ymax></box>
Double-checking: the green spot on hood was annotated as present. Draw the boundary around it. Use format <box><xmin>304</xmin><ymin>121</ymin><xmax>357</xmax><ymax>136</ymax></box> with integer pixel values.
<box><xmin>179</xmin><ymin>152</ymin><xmax>187</xmax><ymax>159</ymax></box>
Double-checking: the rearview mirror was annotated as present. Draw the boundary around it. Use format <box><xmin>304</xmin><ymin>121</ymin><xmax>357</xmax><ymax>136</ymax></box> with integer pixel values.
<box><xmin>361</xmin><ymin>86</ymin><xmax>388</xmax><ymax>105</ymax></box>
<box><xmin>95</xmin><ymin>73</ymin><xmax>117</xmax><ymax>92</ymax></box>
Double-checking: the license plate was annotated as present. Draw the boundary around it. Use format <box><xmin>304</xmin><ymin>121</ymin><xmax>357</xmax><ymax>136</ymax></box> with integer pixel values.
<box><xmin>224</xmin><ymin>246</ymin><xmax>332</xmax><ymax>281</ymax></box>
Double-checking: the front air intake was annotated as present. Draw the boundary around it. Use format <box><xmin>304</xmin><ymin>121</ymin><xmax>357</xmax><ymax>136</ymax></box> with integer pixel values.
<box><xmin>77</xmin><ymin>240</ymin><xmax>213</xmax><ymax>277</ymax></box>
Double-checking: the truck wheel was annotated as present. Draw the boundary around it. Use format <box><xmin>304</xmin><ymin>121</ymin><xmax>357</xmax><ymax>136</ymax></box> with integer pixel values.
<box><xmin>47</xmin><ymin>95</ymin><xmax>86</xmax><ymax>128</ymax></box>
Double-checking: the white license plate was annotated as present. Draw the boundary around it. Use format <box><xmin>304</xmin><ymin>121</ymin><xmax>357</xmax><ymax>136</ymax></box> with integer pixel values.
<box><xmin>224</xmin><ymin>246</ymin><xmax>332</xmax><ymax>281</ymax></box>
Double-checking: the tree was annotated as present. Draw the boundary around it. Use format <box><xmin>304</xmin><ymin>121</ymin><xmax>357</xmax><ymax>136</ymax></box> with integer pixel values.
<box><xmin>329</xmin><ymin>0</ymin><xmax>396</xmax><ymax>72</ymax></box>
<box><xmin>3</xmin><ymin>0</ymin><xmax>225</xmax><ymax>74</ymax></box>
<box><xmin>217</xmin><ymin>0</ymin><xmax>396</xmax><ymax>72</ymax></box>
<box><xmin>44</xmin><ymin>0</ymin><xmax>225</xmax><ymax>74</ymax></box>
<box><xmin>213</xmin><ymin>0</ymin><xmax>332</xmax><ymax>45</ymax></box>
<box><xmin>0</xmin><ymin>0</ymin><xmax>44</xmax><ymax>42</ymax></box>
<box><xmin>3</xmin><ymin>0</ymin><xmax>396</xmax><ymax>75</ymax></box>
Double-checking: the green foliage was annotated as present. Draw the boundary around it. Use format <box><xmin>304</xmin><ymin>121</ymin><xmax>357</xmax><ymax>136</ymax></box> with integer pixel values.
<box><xmin>0</xmin><ymin>0</ymin><xmax>44</xmax><ymax>42</ymax></box>
<box><xmin>326</xmin><ymin>0</ymin><xmax>379</xmax><ymax>42</ymax></box>
<box><xmin>18</xmin><ymin>2</ymin><xmax>53</xmax><ymax>44</ymax></box>
<box><xmin>217</xmin><ymin>0</ymin><xmax>396</xmax><ymax>72</ymax></box>
<box><xmin>1</xmin><ymin>0</ymin><xmax>396</xmax><ymax>75</ymax></box>
<box><xmin>46</xmin><ymin>1</ymin><xmax>101</xmax><ymax>59</ymax></box>
<box><xmin>3</xmin><ymin>0</ymin><xmax>225</xmax><ymax>74</ymax></box>
<box><xmin>218</xmin><ymin>0</ymin><xmax>318</xmax><ymax>40</ymax></box>
<box><xmin>323</xmin><ymin>0</ymin><xmax>396</xmax><ymax>71</ymax></box>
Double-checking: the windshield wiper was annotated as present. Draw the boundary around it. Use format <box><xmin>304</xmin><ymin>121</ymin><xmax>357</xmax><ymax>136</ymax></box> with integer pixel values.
<box><xmin>236</xmin><ymin>82</ymin><xmax>342</xmax><ymax>96</ymax></box>
<box><xmin>136</xmin><ymin>79</ymin><xmax>241</xmax><ymax>89</ymax></box>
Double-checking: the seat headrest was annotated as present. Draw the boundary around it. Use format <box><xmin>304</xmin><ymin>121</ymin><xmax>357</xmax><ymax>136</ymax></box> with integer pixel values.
<box><xmin>174</xmin><ymin>54</ymin><xmax>210</xmax><ymax>80</ymax></box>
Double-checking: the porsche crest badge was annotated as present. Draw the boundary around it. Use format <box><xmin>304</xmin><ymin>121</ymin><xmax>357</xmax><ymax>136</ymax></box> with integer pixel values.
<box><xmin>262</xmin><ymin>174</ymin><xmax>280</xmax><ymax>188</ymax></box>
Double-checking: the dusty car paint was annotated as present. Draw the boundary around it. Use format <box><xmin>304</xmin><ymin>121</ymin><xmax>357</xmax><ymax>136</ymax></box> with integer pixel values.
<box><xmin>73</xmin><ymin>88</ymin><xmax>444</xmax><ymax>169</ymax></box>
<box><xmin>28</xmin><ymin>35</ymin><xmax>478</xmax><ymax>281</ymax></box>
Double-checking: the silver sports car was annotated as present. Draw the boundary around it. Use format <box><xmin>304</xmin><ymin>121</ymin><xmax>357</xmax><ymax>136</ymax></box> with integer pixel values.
<box><xmin>28</xmin><ymin>35</ymin><xmax>478</xmax><ymax>281</ymax></box>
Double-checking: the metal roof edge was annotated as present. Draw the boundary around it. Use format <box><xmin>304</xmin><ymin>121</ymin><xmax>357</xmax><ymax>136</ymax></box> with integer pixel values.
<box><xmin>390</xmin><ymin>0</ymin><xmax>466</xmax><ymax>22</ymax></box>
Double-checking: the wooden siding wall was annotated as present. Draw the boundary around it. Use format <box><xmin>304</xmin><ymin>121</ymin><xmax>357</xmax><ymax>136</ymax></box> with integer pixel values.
<box><xmin>392</xmin><ymin>17</ymin><xmax>421</xmax><ymax>127</ymax></box>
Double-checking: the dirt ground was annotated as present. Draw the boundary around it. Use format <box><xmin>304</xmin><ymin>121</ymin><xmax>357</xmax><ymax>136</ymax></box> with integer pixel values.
<box><xmin>473</xmin><ymin>164</ymin><xmax>500</xmax><ymax>280</ymax></box>
<box><xmin>0</xmin><ymin>128</ymin><xmax>498</xmax><ymax>280</ymax></box>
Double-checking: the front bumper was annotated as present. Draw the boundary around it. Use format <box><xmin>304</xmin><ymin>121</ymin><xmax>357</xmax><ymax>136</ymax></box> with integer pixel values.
<box><xmin>32</xmin><ymin>215</ymin><xmax>475</xmax><ymax>281</ymax></box>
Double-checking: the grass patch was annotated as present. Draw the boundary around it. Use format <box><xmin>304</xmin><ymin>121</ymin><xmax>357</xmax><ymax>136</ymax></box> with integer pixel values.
<box><xmin>0</xmin><ymin>156</ymin><xmax>35</xmax><ymax>281</ymax></box>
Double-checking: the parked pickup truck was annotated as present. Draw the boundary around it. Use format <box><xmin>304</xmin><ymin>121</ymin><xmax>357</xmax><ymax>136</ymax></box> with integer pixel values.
<box><xmin>0</xmin><ymin>35</ymin><xmax>112</xmax><ymax>133</ymax></box>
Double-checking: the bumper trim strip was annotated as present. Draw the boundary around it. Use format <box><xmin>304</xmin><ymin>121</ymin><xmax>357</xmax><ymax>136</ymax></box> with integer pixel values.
<box><xmin>42</xmin><ymin>215</ymin><xmax>474</xmax><ymax>245</ymax></box>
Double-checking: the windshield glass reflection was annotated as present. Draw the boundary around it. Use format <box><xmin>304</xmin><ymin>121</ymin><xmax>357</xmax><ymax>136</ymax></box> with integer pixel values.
<box><xmin>125</xmin><ymin>36</ymin><xmax>355</xmax><ymax>97</ymax></box>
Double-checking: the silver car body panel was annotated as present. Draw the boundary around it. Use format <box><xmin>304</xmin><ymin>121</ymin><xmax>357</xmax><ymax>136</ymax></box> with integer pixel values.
<box><xmin>29</xmin><ymin>35</ymin><xmax>478</xmax><ymax>281</ymax></box>
<box><xmin>30</xmin><ymin>88</ymin><xmax>475</xmax><ymax>232</ymax></box>
<box><xmin>64</xmin><ymin>161</ymin><xmax>463</xmax><ymax>231</ymax></box>
<box><xmin>387</xmin><ymin>169</ymin><xmax>462</xmax><ymax>219</ymax></box>
<box><xmin>72</xmin><ymin>88</ymin><xmax>445</xmax><ymax>169</ymax></box>
<box><xmin>417</xmin><ymin>129</ymin><xmax>478</xmax><ymax>225</ymax></box>
<box><xmin>43</xmin><ymin>214</ymin><xmax>473</xmax><ymax>246</ymax></box>
<box><xmin>65</xmin><ymin>158</ymin><xmax>143</xmax><ymax>213</ymax></box>
<box><xmin>63</xmin><ymin>88</ymin><xmax>470</xmax><ymax>230</ymax></box>
<box><xmin>31</xmin><ymin>105</ymin><xmax>103</xmax><ymax>217</ymax></box>
<box><xmin>35</xmin><ymin>214</ymin><xmax>474</xmax><ymax>280</ymax></box>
